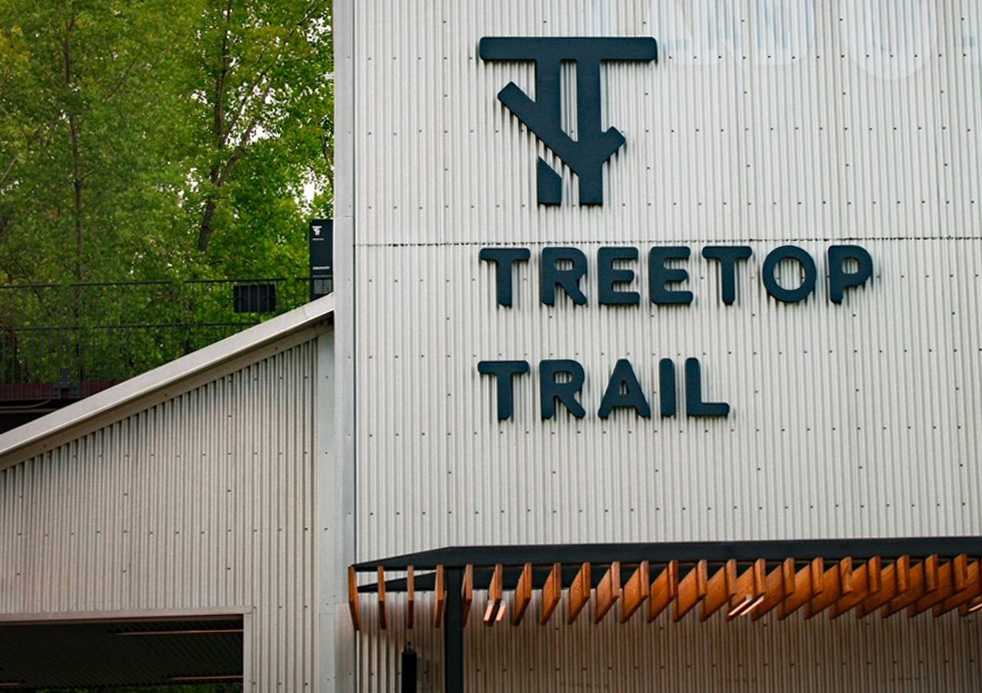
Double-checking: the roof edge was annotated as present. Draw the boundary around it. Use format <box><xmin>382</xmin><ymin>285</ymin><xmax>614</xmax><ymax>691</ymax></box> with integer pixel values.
<box><xmin>0</xmin><ymin>293</ymin><xmax>334</xmax><ymax>466</ymax></box>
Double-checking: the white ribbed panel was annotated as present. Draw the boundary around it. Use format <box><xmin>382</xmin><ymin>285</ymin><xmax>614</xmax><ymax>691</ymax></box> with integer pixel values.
<box><xmin>351</xmin><ymin>0</ymin><xmax>982</xmax><ymax>555</ymax></box>
<box><xmin>0</xmin><ymin>336</ymin><xmax>321</xmax><ymax>691</ymax></box>
<box><xmin>345</xmin><ymin>0</ymin><xmax>982</xmax><ymax>689</ymax></box>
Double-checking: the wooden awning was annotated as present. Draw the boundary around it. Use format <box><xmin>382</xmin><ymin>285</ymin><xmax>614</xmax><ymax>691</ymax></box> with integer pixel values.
<box><xmin>347</xmin><ymin>538</ymin><xmax>982</xmax><ymax>631</ymax></box>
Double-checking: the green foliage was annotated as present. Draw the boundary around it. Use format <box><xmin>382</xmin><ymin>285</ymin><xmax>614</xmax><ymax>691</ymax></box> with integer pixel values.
<box><xmin>0</xmin><ymin>0</ymin><xmax>333</xmax><ymax>383</ymax></box>
<box><xmin>0</xmin><ymin>0</ymin><xmax>332</xmax><ymax>283</ymax></box>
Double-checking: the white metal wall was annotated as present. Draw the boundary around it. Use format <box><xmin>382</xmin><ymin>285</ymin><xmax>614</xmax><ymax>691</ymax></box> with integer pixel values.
<box><xmin>341</xmin><ymin>0</ymin><xmax>982</xmax><ymax>690</ymax></box>
<box><xmin>0</xmin><ymin>332</ymin><xmax>325</xmax><ymax>691</ymax></box>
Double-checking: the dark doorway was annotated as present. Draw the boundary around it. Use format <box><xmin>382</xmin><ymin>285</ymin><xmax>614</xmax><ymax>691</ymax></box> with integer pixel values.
<box><xmin>0</xmin><ymin>616</ymin><xmax>243</xmax><ymax>691</ymax></box>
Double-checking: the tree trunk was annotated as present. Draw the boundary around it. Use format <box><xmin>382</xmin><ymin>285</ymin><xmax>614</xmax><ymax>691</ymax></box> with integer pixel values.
<box><xmin>196</xmin><ymin>0</ymin><xmax>234</xmax><ymax>253</ymax></box>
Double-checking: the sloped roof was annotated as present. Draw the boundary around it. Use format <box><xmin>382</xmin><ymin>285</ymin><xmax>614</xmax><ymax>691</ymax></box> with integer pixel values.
<box><xmin>0</xmin><ymin>294</ymin><xmax>334</xmax><ymax>469</ymax></box>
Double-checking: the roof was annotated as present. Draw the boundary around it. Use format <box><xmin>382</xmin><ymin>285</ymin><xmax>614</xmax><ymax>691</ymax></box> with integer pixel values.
<box><xmin>345</xmin><ymin>538</ymin><xmax>982</xmax><ymax>632</ymax></box>
<box><xmin>0</xmin><ymin>293</ymin><xmax>334</xmax><ymax>469</ymax></box>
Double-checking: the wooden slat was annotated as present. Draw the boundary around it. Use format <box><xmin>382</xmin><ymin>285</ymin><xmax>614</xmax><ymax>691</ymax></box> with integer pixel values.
<box><xmin>839</xmin><ymin>557</ymin><xmax>853</xmax><ymax>594</ymax></box>
<box><xmin>648</xmin><ymin>560</ymin><xmax>678</xmax><ymax>622</ymax></box>
<box><xmin>377</xmin><ymin>567</ymin><xmax>387</xmax><ymax>630</ymax></box>
<box><xmin>962</xmin><ymin>598</ymin><xmax>982</xmax><ymax>616</ymax></box>
<box><xmin>433</xmin><ymin>565</ymin><xmax>446</xmax><ymax>627</ymax></box>
<box><xmin>857</xmin><ymin>560</ymin><xmax>898</xmax><ymax>618</ymax></box>
<box><xmin>882</xmin><ymin>560</ymin><xmax>929</xmax><ymax>616</ymax></box>
<box><xmin>910</xmin><ymin>559</ymin><xmax>955</xmax><ymax>616</ymax></box>
<box><xmin>540</xmin><ymin>563</ymin><xmax>561</xmax><ymax>625</ymax></box>
<box><xmin>483</xmin><ymin>564</ymin><xmax>504</xmax><ymax>625</ymax></box>
<box><xmin>954</xmin><ymin>554</ymin><xmax>968</xmax><ymax>591</ymax></box>
<box><xmin>347</xmin><ymin>566</ymin><xmax>361</xmax><ymax>631</ymax></box>
<box><xmin>830</xmin><ymin>560</ymin><xmax>875</xmax><ymax>619</ymax></box>
<box><xmin>462</xmin><ymin>564</ymin><xmax>474</xmax><ymax>626</ymax></box>
<box><xmin>868</xmin><ymin>556</ymin><xmax>882</xmax><ymax>593</ymax></box>
<box><xmin>594</xmin><ymin>562</ymin><xmax>621</xmax><ymax>623</ymax></box>
<box><xmin>619</xmin><ymin>561</ymin><xmax>649</xmax><ymax>623</ymax></box>
<box><xmin>934</xmin><ymin>559</ymin><xmax>981</xmax><ymax>616</ymax></box>
<box><xmin>567</xmin><ymin>562</ymin><xmax>591</xmax><ymax>624</ymax></box>
<box><xmin>700</xmin><ymin>562</ymin><xmax>732</xmax><ymax>621</ymax></box>
<box><xmin>674</xmin><ymin>560</ymin><xmax>707</xmax><ymax>622</ymax></box>
<box><xmin>512</xmin><ymin>563</ymin><xmax>533</xmax><ymax>625</ymax></box>
<box><xmin>811</xmin><ymin>558</ymin><xmax>825</xmax><ymax>595</ymax></box>
<box><xmin>925</xmin><ymin>554</ymin><xmax>939</xmax><ymax>592</ymax></box>
<box><xmin>726</xmin><ymin>559</ymin><xmax>766</xmax><ymax>619</ymax></box>
<box><xmin>782</xmin><ymin>558</ymin><xmax>795</xmax><ymax>595</ymax></box>
<box><xmin>780</xmin><ymin>562</ymin><xmax>817</xmax><ymax>619</ymax></box>
<box><xmin>806</xmin><ymin>562</ymin><xmax>842</xmax><ymax>619</ymax></box>
<box><xmin>897</xmin><ymin>555</ymin><xmax>910</xmax><ymax>592</ymax></box>
<box><xmin>751</xmin><ymin>564</ymin><xmax>787</xmax><ymax>620</ymax></box>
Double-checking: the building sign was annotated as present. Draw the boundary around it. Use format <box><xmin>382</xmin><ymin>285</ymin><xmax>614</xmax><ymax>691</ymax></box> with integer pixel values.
<box><xmin>479</xmin><ymin>37</ymin><xmax>658</xmax><ymax>205</ymax></box>
<box><xmin>476</xmin><ymin>37</ymin><xmax>875</xmax><ymax>423</ymax></box>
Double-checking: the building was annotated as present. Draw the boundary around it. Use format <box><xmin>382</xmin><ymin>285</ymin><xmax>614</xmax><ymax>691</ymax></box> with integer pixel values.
<box><xmin>2</xmin><ymin>1</ymin><xmax>982</xmax><ymax>691</ymax></box>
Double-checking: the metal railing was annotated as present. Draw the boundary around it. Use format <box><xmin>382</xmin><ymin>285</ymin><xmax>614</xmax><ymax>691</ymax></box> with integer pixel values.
<box><xmin>0</xmin><ymin>277</ymin><xmax>322</xmax><ymax>401</ymax></box>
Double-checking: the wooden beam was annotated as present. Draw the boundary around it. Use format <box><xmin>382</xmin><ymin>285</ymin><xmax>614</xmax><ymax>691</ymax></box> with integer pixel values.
<box><xmin>830</xmin><ymin>559</ymin><xmax>878</xmax><ymax>619</ymax></box>
<box><xmin>910</xmin><ymin>559</ymin><xmax>955</xmax><ymax>616</ymax></box>
<box><xmin>433</xmin><ymin>565</ymin><xmax>446</xmax><ymax>627</ymax></box>
<box><xmin>857</xmin><ymin>560</ymin><xmax>898</xmax><ymax>618</ymax></box>
<box><xmin>674</xmin><ymin>560</ymin><xmax>707</xmax><ymax>622</ymax></box>
<box><xmin>407</xmin><ymin>565</ymin><xmax>415</xmax><ymax>629</ymax></box>
<box><xmin>594</xmin><ymin>562</ymin><xmax>621</xmax><ymax>623</ymax></box>
<box><xmin>347</xmin><ymin>566</ymin><xmax>361</xmax><ymax>631</ymax></box>
<box><xmin>925</xmin><ymin>554</ymin><xmax>939</xmax><ymax>592</ymax></box>
<box><xmin>883</xmin><ymin>560</ymin><xmax>929</xmax><ymax>616</ymax></box>
<box><xmin>780</xmin><ymin>561</ymin><xmax>818</xmax><ymax>619</ymax></box>
<box><xmin>541</xmin><ymin>563</ymin><xmax>562</xmax><ymax>625</ymax></box>
<box><xmin>512</xmin><ymin>563</ymin><xmax>533</xmax><ymax>625</ymax></box>
<box><xmin>897</xmin><ymin>555</ymin><xmax>910</xmax><ymax>592</ymax></box>
<box><xmin>462</xmin><ymin>564</ymin><xmax>474</xmax><ymax>625</ymax></box>
<box><xmin>934</xmin><ymin>559</ymin><xmax>981</xmax><ymax>616</ymax></box>
<box><xmin>806</xmin><ymin>562</ymin><xmax>842</xmax><ymax>619</ymax></box>
<box><xmin>483</xmin><ymin>564</ymin><xmax>504</xmax><ymax>625</ymax></box>
<box><xmin>729</xmin><ymin>559</ymin><xmax>767</xmax><ymax>618</ymax></box>
<box><xmin>954</xmin><ymin>554</ymin><xmax>968</xmax><ymax>591</ymax></box>
<box><xmin>620</xmin><ymin>561</ymin><xmax>649</xmax><ymax>623</ymax></box>
<box><xmin>700</xmin><ymin>561</ymin><xmax>734</xmax><ymax>621</ymax></box>
<box><xmin>568</xmin><ymin>562</ymin><xmax>591</xmax><ymax>624</ymax></box>
<box><xmin>751</xmin><ymin>563</ymin><xmax>787</xmax><ymax>620</ymax></box>
<box><xmin>377</xmin><ymin>567</ymin><xmax>387</xmax><ymax>630</ymax></box>
<box><xmin>648</xmin><ymin>560</ymin><xmax>678</xmax><ymax>622</ymax></box>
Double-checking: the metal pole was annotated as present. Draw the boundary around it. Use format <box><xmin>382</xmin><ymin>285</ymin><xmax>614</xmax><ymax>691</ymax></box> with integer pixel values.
<box><xmin>444</xmin><ymin>568</ymin><xmax>464</xmax><ymax>693</ymax></box>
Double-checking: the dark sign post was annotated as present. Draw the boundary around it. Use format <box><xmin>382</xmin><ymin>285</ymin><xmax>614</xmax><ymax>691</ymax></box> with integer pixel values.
<box><xmin>309</xmin><ymin>219</ymin><xmax>334</xmax><ymax>300</ymax></box>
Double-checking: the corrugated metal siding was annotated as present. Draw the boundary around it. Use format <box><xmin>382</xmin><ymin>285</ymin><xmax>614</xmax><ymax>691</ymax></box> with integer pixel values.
<box><xmin>0</xmin><ymin>335</ymin><xmax>321</xmax><ymax>691</ymax></box>
<box><xmin>347</xmin><ymin>0</ymin><xmax>982</xmax><ymax>689</ymax></box>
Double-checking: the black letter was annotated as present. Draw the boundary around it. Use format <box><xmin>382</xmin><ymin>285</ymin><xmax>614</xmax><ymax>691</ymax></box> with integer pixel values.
<box><xmin>598</xmin><ymin>359</ymin><xmax>651</xmax><ymax>418</ymax></box>
<box><xmin>539</xmin><ymin>360</ymin><xmax>586</xmax><ymax>419</ymax></box>
<box><xmin>702</xmin><ymin>245</ymin><xmax>752</xmax><ymax>305</ymax></box>
<box><xmin>479</xmin><ymin>248</ymin><xmax>531</xmax><ymax>307</ymax></box>
<box><xmin>649</xmin><ymin>247</ymin><xmax>693</xmax><ymax>305</ymax></box>
<box><xmin>478</xmin><ymin>360</ymin><xmax>530</xmax><ymax>421</ymax></box>
<box><xmin>828</xmin><ymin>245</ymin><xmax>873</xmax><ymax>304</ymax></box>
<box><xmin>598</xmin><ymin>247</ymin><xmax>640</xmax><ymax>305</ymax></box>
<box><xmin>658</xmin><ymin>358</ymin><xmax>677</xmax><ymax>417</ymax></box>
<box><xmin>541</xmin><ymin>247</ymin><xmax>588</xmax><ymax>305</ymax></box>
<box><xmin>762</xmin><ymin>245</ymin><xmax>816</xmax><ymax>303</ymax></box>
<box><xmin>684</xmin><ymin>358</ymin><xmax>729</xmax><ymax>418</ymax></box>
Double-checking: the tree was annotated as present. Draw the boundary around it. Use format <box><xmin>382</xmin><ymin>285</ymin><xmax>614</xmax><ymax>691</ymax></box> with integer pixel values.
<box><xmin>0</xmin><ymin>0</ymin><xmax>334</xmax><ymax>386</ymax></box>
<box><xmin>188</xmin><ymin>0</ymin><xmax>333</xmax><ymax>266</ymax></box>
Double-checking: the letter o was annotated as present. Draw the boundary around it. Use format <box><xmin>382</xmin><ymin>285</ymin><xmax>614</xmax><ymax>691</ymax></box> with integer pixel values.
<box><xmin>762</xmin><ymin>245</ymin><xmax>817</xmax><ymax>303</ymax></box>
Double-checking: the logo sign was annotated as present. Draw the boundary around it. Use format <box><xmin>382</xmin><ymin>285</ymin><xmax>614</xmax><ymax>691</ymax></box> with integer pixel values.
<box><xmin>479</xmin><ymin>37</ymin><xmax>658</xmax><ymax>206</ymax></box>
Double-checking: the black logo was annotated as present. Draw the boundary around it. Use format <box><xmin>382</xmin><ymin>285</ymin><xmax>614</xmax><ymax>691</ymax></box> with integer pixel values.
<box><xmin>479</xmin><ymin>37</ymin><xmax>657</xmax><ymax>206</ymax></box>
